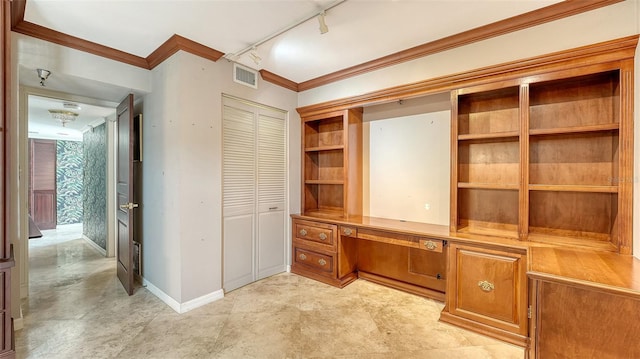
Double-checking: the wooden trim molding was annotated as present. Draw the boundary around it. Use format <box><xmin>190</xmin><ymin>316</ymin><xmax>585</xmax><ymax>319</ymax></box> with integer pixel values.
<box><xmin>297</xmin><ymin>0</ymin><xmax>623</xmax><ymax>91</ymax></box>
<box><xmin>8</xmin><ymin>0</ymin><xmax>626</xmax><ymax>91</ymax></box>
<box><xmin>297</xmin><ymin>34</ymin><xmax>639</xmax><ymax>117</ymax></box>
<box><xmin>12</xmin><ymin>21</ymin><xmax>149</xmax><ymax>68</ymax></box>
<box><xmin>146</xmin><ymin>34</ymin><xmax>224</xmax><ymax>69</ymax></box>
<box><xmin>259</xmin><ymin>70</ymin><xmax>299</xmax><ymax>92</ymax></box>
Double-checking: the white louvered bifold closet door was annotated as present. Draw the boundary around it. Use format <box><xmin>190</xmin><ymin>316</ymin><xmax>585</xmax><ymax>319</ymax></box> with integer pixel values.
<box><xmin>222</xmin><ymin>95</ymin><xmax>287</xmax><ymax>292</ymax></box>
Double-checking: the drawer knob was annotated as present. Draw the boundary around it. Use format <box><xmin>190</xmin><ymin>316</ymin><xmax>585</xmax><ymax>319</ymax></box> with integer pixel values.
<box><xmin>319</xmin><ymin>233</ymin><xmax>327</xmax><ymax>241</ymax></box>
<box><xmin>318</xmin><ymin>258</ymin><xmax>327</xmax><ymax>266</ymax></box>
<box><xmin>478</xmin><ymin>280</ymin><xmax>495</xmax><ymax>292</ymax></box>
<box><xmin>424</xmin><ymin>240</ymin><xmax>437</xmax><ymax>250</ymax></box>
<box><xmin>299</xmin><ymin>253</ymin><xmax>307</xmax><ymax>261</ymax></box>
<box><xmin>299</xmin><ymin>229</ymin><xmax>307</xmax><ymax>237</ymax></box>
<box><xmin>343</xmin><ymin>228</ymin><xmax>353</xmax><ymax>236</ymax></box>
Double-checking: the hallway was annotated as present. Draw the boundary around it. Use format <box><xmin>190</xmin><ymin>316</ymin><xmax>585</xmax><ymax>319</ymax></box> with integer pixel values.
<box><xmin>15</xmin><ymin>226</ymin><xmax>523</xmax><ymax>358</ymax></box>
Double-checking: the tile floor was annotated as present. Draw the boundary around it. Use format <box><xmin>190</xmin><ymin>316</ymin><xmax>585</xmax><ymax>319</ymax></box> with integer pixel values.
<box><xmin>15</xmin><ymin>224</ymin><xmax>525</xmax><ymax>358</ymax></box>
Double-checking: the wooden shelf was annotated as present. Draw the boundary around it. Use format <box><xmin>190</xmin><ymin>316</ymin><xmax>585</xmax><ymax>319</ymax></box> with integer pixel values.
<box><xmin>458</xmin><ymin>131</ymin><xmax>519</xmax><ymax>141</ymax></box>
<box><xmin>529</xmin><ymin>123</ymin><xmax>619</xmax><ymax>136</ymax></box>
<box><xmin>529</xmin><ymin>184</ymin><xmax>618</xmax><ymax>193</ymax></box>
<box><xmin>458</xmin><ymin>182</ymin><xmax>518</xmax><ymax>190</ymax></box>
<box><xmin>528</xmin><ymin>232</ymin><xmax>618</xmax><ymax>252</ymax></box>
<box><xmin>456</xmin><ymin>224</ymin><xmax>519</xmax><ymax>239</ymax></box>
<box><xmin>305</xmin><ymin>145</ymin><xmax>344</xmax><ymax>152</ymax></box>
<box><xmin>305</xmin><ymin>180</ymin><xmax>344</xmax><ymax>185</ymax></box>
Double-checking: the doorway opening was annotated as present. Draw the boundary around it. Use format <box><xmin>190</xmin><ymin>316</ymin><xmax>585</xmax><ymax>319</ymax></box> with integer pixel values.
<box><xmin>20</xmin><ymin>87</ymin><xmax>119</xmax><ymax>302</ymax></box>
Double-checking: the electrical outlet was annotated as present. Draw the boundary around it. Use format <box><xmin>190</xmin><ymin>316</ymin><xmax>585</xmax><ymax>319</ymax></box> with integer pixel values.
<box><xmin>424</xmin><ymin>203</ymin><xmax>431</xmax><ymax>210</ymax></box>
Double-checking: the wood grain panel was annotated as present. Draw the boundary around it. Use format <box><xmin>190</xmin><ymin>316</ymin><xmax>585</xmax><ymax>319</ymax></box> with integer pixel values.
<box><xmin>457</xmin><ymin>140</ymin><xmax>519</xmax><ymax>185</ymax></box>
<box><xmin>535</xmin><ymin>281</ymin><xmax>640</xmax><ymax>359</ymax></box>
<box><xmin>529</xmin><ymin>132</ymin><xmax>618</xmax><ymax>186</ymax></box>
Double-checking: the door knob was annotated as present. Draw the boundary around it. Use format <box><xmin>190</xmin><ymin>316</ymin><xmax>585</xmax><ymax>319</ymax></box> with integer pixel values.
<box><xmin>120</xmin><ymin>202</ymin><xmax>139</xmax><ymax>210</ymax></box>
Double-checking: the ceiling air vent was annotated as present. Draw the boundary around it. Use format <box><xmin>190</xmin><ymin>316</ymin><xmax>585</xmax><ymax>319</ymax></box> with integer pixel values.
<box><xmin>233</xmin><ymin>64</ymin><xmax>258</xmax><ymax>89</ymax></box>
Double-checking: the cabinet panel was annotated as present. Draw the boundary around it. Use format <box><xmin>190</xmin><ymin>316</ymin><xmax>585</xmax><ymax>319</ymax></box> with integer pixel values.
<box><xmin>532</xmin><ymin>280</ymin><xmax>640</xmax><ymax>359</ymax></box>
<box><xmin>446</xmin><ymin>243</ymin><xmax>527</xmax><ymax>336</ymax></box>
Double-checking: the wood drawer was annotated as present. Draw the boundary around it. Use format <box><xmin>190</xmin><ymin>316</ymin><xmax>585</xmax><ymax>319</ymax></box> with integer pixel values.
<box><xmin>418</xmin><ymin>238</ymin><xmax>444</xmax><ymax>253</ymax></box>
<box><xmin>340</xmin><ymin>226</ymin><xmax>357</xmax><ymax>237</ymax></box>
<box><xmin>293</xmin><ymin>245</ymin><xmax>335</xmax><ymax>276</ymax></box>
<box><xmin>294</xmin><ymin>220</ymin><xmax>336</xmax><ymax>247</ymax></box>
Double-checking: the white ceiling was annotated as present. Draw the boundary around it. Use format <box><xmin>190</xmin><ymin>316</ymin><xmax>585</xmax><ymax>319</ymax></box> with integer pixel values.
<box><xmin>28</xmin><ymin>94</ymin><xmax>115</xmax><ymax>142</ymax></box>
<box><xmin>23</xmin><ymin>0</ymin><xmax>562</xmax><ymax>84</ymax></box>
<box><xmin>21</xmin><ymin>0</ymin><xmax>564</xmax><ymax>141</ymax></box>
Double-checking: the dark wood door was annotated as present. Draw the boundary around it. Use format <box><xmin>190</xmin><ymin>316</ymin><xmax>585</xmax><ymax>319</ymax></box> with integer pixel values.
<box><xmin>116</xmin><ymin>94</ymin><xmax>136</xmax><ymax>295</ymax></box>
<box><xmin>30</xmin><ymin>139</ymin><xmax>57</xmax><ymax>230</ymax></box>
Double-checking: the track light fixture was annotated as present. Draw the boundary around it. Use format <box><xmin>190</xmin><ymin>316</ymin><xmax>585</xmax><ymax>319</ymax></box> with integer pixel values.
<box><xmin>37</xmin><ymin>68</ymin><xmax>51</xmax><ymax>86</ymax></box>
<box><xmin>248</xmin><ymin>47</ymin><xmax>262</xmax><ymax>65</ymax></box>
<box><xmin>318</xmin><ymin>11</ymin><xmax>329</xmax><ymax>34</ymax></box>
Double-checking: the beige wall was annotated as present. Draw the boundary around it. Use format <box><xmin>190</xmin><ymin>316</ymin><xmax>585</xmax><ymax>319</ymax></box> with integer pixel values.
<box><xmin>142</xmin><ymin>51</ymin><xmax>299</xmax><ymax>304</ymax></box>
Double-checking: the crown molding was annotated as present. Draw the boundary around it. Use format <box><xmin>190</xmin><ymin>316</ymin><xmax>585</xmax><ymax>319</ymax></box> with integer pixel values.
<box><xmin>296</xmin><ymin>0</ymin><xmax>624</xmax><ymax>92</ymax></box>
<box><xmin>9</xmin><ymin>0</ymin><xmax>625</xmax><ymax>92</ymax></box>
<box><xmin>259</xmin><ymin>70</ymin><xmax>299</xmax><ymax>92</ymax></box>
<box><xmin>296</xmin><ymin>34</ymin><xmax>639</xmax><ymax>117</ymax></box>
<box><xmin>147</xmin><ymin>34</ymin><xmax>224</xmax><ymax>69</ymax></box>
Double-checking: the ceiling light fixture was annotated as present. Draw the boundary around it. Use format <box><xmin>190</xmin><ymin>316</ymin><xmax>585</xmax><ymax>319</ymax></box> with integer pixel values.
<box><xmin>48</xmin><ymin>109</ymin><xmax>78</xmax><ymax>127</ymax></box>
<box><xmin>318</xmin><ymin>11</ymin><xmax>329</xmax><ymax>34</ymax></box>
<box><xmin>37</xmin><ymin>68</ymin><xmax>51</xmax><ymax>86</ymax></box>
<box><xmin>223</xmin><ymin>0</ymin><xmax>346</xmax><ymax>63</ymax></box>
<box><xmin>63</xmin><ymin>102</ymin><xmax>82</xmax><ymax>111</ymax></box>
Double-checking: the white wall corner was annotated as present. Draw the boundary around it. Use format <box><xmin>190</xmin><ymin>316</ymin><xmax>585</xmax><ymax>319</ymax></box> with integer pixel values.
<box><xmin>179</xmin><ymin>289</ymin><xmax>225</xmax><ymax>314</ymax></box>
<box><xmin>142</xmin><ymin>277</ymin><xmax>182</xmax><ymax>313</ymax></box>
<box><xmin>142</xmin><ymin>277</ymin><xmax>224</xmax><ymax>314</ymax></box>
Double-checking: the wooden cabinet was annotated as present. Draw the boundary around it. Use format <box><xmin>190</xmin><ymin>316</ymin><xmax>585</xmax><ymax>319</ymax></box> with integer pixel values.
<box><xmin>451</xmin><ymin>65</ymin><xmax>634</xmax><ymax>254</ymax></box>
<box><xmin>441</xmin><ymin>242</ymin><xmax>528</xmax><ymax>346</ymax></box>
<box><xmin>528</xmin><ymin>247</ymin><xmax>640</xmax><ymax>358</ymax></box>
<box><xmin>302</xmin><ymin>108</ymin><xmax>362</xmax><ymax>218</ymax></box>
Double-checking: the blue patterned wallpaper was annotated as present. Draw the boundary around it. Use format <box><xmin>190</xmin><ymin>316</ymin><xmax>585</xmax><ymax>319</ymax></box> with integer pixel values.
<box><xmin>56</xmin><ymin>140</ymin><xmax>83</xmax><ymax>225</ymax></box>
<box><xmin>83</xmin><ymin>123</ymin><xmax>107</xmax><ymax>250</ymax></box>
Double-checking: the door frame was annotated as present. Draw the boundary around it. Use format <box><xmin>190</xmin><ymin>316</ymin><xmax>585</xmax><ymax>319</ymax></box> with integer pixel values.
<box><xmin>17</xmin><ymin>85</ymin><xmax>118</xmax><ymax>299</ymax></box>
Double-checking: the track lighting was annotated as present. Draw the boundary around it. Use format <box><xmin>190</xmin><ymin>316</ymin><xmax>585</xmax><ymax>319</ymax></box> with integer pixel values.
<box><xmin>318</xmin><ymin>11</ymin><xmax>329</xmax><ymax>34</ymax></box>
<box><xmin>248</xmin><ymin>47</ymin><xmax>262</xmax><ymax>65</ymax></box>
<box><xmin>37</xmin><ymin>68</ymin><xmax>51</xmax><ymax>86</ymax></box>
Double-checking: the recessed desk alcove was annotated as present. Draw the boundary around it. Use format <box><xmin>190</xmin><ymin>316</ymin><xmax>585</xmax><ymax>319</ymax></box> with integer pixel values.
<box><xmin>291</xmin><ymin>35</ymin><xmax>639</xmax><ymax>353</ymax></box>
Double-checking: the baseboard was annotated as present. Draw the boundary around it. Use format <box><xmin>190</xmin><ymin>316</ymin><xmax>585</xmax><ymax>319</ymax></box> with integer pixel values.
<box><xmin>82</xmin><ymin>235</ymin><xmax>107</xmax><ymax>256</ymax></box>
<box><xmin>13</xmin><ymin>306</ymin><xmax>23</xmax><ymax>331</ymax></box>
<box><xmin>180</xmin><ymin>289</ymin><xmax>224</xmax><ymax>313</ymax></box>
<box><xmin>286</xmin><ymin>265</ymin><xmax>291</xmax><ymax>272</ymax></box>
<box><xmin>142</xmin><ymin>277</ymin><xmax>224</xmax><ymax>314</ymax></box>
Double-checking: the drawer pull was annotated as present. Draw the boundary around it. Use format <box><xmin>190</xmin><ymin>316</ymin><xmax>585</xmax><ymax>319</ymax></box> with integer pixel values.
<box><xmin>299</xmin><ymin>253</ymin><xmax>307</xmax><ymax>261</ymax></box>
<box><xmin>299</xmin><ymin>229</ymin><xmax>307</xmax><ymax>237</ymax></box>
<box><xmin>478</xmin><ymin>280</ymin><xmax>495</xmax><ymax>292</ymax></box>
<box><xmin>319</xmin><ymin>233</ymin><xmax>327</xmax><ymax>241</ymax></box>
<box><xmin>424</xmin><ymin>240</ymin><xmax>437</xmax><ymax>250</ymax></box>
<box><xmin>318</xmin><ymin>258</ymin><xmax>327</xmax><ymax>266</ymax></box>
<box><xmin>343</xmin><ymin>228</ymin><xmax>353</xmax><ymax>236</ymax></box>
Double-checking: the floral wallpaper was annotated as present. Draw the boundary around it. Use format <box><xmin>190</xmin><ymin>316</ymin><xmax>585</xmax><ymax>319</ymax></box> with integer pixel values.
<box><xmin>83</xmin><ymin>123</ymin><xmax>107</xmax><ymax>250</ymax></box>
<box><xmin>56</xmin><ymin>140</ymin><xmax>83</xmax><ymax>225</ymax></box>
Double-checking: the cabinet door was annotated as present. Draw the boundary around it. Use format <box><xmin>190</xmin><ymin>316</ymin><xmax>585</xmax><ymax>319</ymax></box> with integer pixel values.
<box><xmin>447</xmin><ymin>243</ymin><xmax>527</xmax><ymax>335</ymax></box>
